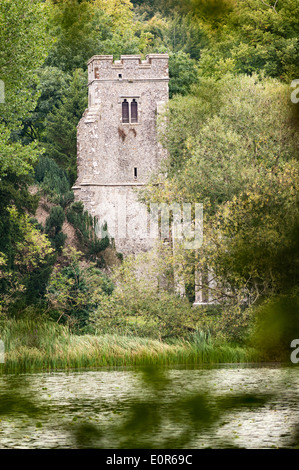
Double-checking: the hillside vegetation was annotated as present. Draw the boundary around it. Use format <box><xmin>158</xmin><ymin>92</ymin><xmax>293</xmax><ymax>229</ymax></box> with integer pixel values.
<box><xmin>0</xmin><ymin>0</ymin><xmax>298</xmax><ymax>366</ymax></box>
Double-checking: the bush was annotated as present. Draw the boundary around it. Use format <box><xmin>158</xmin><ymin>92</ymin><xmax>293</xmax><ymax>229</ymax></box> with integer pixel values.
<box><xmin>90</xmin><ymin>251</ymin><xmax>202</xmax><ymax>339</ymax></box>
<box><xmin>45</xmin><ymin>205</ymin><xmax>66</xmax><ymax>252</ymax></box>
<box><xmin>59</xmin><ymin>190</ymin><xmax>74</xmax><ymax>208</ymax></box>
<box><xmin>209</xmin><ymin>305</ymin><xmax>253</xmax><ymax>344</ymax></box>
<box><xmin>46</xmin><ymin>247</ymin><xmax>114</xmax><ymax>331</ymax></box>
<box><xmin>35</xmin><ymin>156</ymin><xmax>70</xmax><ymax>198</ymax></box>
<box><xmin>169</xmin><ymin>51</ymin><xmax>199</xmax><ymax>98</ymax></box>
<box><xmin>66</xmin><ymin>202</ymin><xmax>109</xmax><ymax>258</ymax></box>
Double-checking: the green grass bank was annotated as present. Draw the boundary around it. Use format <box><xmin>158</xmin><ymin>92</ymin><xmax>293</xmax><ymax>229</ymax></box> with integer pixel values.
<box><xmin>0</xmin><ymin>318</ymin><xmax>261</xmax><ymax>373</ymax></box>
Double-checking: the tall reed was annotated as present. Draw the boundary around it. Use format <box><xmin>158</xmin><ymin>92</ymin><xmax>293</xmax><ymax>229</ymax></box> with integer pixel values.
<box><xmin>0</xmin><ymin>318</ymin><xmax>260</xmax><ymax>373</ymax></box>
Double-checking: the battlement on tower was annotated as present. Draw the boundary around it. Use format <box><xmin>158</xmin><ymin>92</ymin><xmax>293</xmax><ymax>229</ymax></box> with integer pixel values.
<box><xmin>87</xmin><ymin>54</ymin><xmax>169</xmax><ymax>83</ymax></box>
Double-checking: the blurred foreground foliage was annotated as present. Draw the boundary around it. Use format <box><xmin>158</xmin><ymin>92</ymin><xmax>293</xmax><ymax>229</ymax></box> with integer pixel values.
<box><xmin>0</xmin><ymin>365</ymin><xmax>275</xmax><ymax>449</ymax></box>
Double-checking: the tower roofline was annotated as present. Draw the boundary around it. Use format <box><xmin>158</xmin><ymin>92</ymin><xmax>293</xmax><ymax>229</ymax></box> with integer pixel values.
<box><xmin>87</xmin><ymin>53</ymin><xmax>169</xmax><ymax>66</ymax></box>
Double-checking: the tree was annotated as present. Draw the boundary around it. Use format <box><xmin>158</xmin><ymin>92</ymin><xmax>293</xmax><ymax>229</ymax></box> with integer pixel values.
<box><xmin>0</xmin><ymin>207</ymin><xmax>54</xmax><ymax>312</ymax></box>
<box><xmin>43</xmin><ymin>69</ymin><xmax>87</xmax><ymax>183</ymax></box>
<box><xmin>45</xmin><ymin>0</ymin><xmax>112</xmax><ymax>72</ymax></box>
<box><xmin>196</xmin><ymin>0</ymin><xmax>299</xmax><ymax>81</ymax></box>
<box><xmin>0</xmin><ymin>1</ymin><xmax>52</xmax><ymax>309</ymax></box>
<box><xmin>0</xmin><ymin>0</ymin><xmax>50</xmax><ymax>126</ymax></box>
<box><xmin>0</xmin><ymin>0</ymin><xmax>49</xmax><ymax>182</ymax></box>
<box><xmin>166</xmin><ymin>13</ymin><xmax>206</xmax><ymax>59</ymax></box>
<box><xmin>20</xmin><ymin>67</ymin><xmax>72</xmax><ymax>144</ymax></box>
<box><xmin>144</xmin><ymin>73</ymin><xmax>299</xmax><ymax>308</ymax></box>
<box><xmin>90</xmin><ymin>246</ymin><xmax>200</xmax><ymax>338</ymax></box>
<box><xmin>46</xmin><ymin>246</ymin><xmax>114</xmax><ymax>329</ymax></box>
<box><xmin>168</xmin><ymin>51</ymin><xmax>199</xmax><ymax>98</ymax></box>
<box><xmin>45</xmin><ymin>206</ymin><xmax>67</xmax><ymax>252</ymax></box>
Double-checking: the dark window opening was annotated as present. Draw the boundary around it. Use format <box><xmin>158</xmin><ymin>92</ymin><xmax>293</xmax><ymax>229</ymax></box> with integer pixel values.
<box><xmin>118</xmin><ymin>73</ymin><xmax>122</xmax><ymax>79</ymax></box>
<box><xmin>134</xmin><ymin>167</ymin><xmax>138</xmax><ymax>179</ymax></box>
<box><xmin>94</xmin><ymin>67</ymin><xmax>99</xmax><ymax>79</ymax></box>
<box><xmin>122</xmin><ymin>99</ymin><xmax>129</xmax><ymax>123</ymax></box>
<box><xmin>131</xmin><ymin>99</ymin><xmax>138</xmax><ymax>123</ymax></box>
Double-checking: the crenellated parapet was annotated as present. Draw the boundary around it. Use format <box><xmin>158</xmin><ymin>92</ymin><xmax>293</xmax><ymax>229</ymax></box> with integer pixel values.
<box><xmin>87</xmin><ymin>54</ymin><xmax>169</xmax><ymax>84</ymax></box>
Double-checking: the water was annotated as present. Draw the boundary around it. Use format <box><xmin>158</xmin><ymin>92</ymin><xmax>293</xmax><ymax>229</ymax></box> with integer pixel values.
<box><xmin>0</xmin><ymin>364</ymin><xmax>298</xmax><ymax>448</ymax></box>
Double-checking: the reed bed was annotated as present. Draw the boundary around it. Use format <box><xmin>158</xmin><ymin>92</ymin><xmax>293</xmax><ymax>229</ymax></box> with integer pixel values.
<box><xmin>0</xmin><ymin>318</ymin><xmax>259</xmax><ymax>373</ymax></box>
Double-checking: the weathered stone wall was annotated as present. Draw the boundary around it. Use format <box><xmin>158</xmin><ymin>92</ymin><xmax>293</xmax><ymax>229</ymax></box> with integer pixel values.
<box><xmin>73</xmin><ymin>54</ymin><xmax>169</xmax><ymax>255</ymax></box>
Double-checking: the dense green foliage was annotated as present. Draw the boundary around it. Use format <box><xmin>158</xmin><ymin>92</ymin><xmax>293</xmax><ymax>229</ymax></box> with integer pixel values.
<box><xmin>45</xmin><ymin>247</ymin><xmax>114</xmax><ymax>330</ymax></box>
<box><xmin>66</xmin><ymin>202</ymin><xmax>110</xmax><ymax>258</ymax></box>
<box><xmin>35</xmin><ymin>156</ymin><xmax>71</xmax><ymax>198</ymax></box>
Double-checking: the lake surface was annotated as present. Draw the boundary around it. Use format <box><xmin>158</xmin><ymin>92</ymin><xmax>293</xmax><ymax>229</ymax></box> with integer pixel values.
<box><xmin>0</xmin><ymin>364</ymin><xmax>298</xmax><ymax>448</ymax></box>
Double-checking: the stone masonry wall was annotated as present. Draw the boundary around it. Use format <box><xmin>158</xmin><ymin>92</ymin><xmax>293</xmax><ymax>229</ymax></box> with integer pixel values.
<box><xmin>73</xmin><ymin>54</ymin><xmax>169</xmax><ymax>255</ymax></box>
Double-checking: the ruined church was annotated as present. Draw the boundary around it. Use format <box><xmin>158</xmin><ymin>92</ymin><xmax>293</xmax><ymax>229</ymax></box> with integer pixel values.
<box><xmin>73</xmin><ymin>53</ymin><xmax>214</xmax><ymax>304</ymax></box>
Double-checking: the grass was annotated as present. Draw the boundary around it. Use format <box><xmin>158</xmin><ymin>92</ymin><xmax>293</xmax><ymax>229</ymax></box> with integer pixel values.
<box><xmin>0</xmin><ymin>318</ymin><xmax>261</xmax><ymax>373</ymax></box>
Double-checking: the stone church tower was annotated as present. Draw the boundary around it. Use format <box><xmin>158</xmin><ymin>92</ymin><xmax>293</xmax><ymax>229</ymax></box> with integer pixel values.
<box><xmin>73</xmin><ymin>54</ymin><xmax>169</xmax><ymax>255</ymax></box>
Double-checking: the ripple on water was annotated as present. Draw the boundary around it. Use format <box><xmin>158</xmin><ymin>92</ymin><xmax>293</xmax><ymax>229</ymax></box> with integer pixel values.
<box><xmin>0</xmin><ymin>365</ymin><xmax>298</xmax><ymax>448</ymax></box>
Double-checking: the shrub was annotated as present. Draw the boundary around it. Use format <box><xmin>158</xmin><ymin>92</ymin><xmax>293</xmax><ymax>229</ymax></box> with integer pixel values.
<box><xmin>210</xmin><ymin>305</ymin><xmax>254</xmax><ymax>344</ymax></box>
<box><xmin>46</xmin><ymin>246</ymin><xmax>114</xmax><ymax>331</ymax></box>
<box><xmin>45</xmin><ymin>205</ymin><xmax>66</xmax><ymax>252</ymax></box>
<box><xmin>66</xmin><ymin>201</ymin><xmax>109</xmax><ymax>258</ymax></box>
<box><xmin>59</xmin><ymin>190</ymin><xmax>75</xmax><ymax>208</ymax></box>
<box><xmin>35</xmin><ymin>156</ymin><xmax>70</xmax><ymax>198</ymax></box>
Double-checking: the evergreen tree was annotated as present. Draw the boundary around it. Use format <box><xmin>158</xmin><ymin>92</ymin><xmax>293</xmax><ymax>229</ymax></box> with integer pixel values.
<box><xmin>43</xmin><ymin>69</ymin><xmax>87</xmax><ymax>184</ymax></box>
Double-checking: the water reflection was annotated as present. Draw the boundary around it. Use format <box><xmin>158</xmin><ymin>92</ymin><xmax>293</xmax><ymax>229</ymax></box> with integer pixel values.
<box><xmin>0</xmin><ymin>365</ymin><xmax>298</xmax><ymax>448</ymax></box>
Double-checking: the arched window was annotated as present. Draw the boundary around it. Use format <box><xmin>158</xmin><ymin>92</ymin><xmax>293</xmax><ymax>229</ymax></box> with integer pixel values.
<box><xmin>131</xmin><ymin>99</ymin><xmax>138</xmax><ymax>123</ymax></box>
<box><xmin>122</xmin><ymin>99</ymin><xmax>129</xmax><ymax>123</ymax></box>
